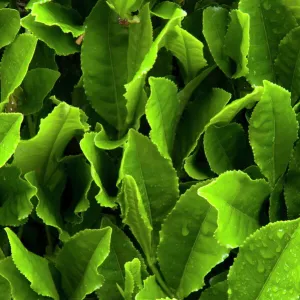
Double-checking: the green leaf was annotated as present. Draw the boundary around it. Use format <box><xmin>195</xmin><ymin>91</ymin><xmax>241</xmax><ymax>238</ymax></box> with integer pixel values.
<box><xmin>165</xmin><ymin>25</ymin><xmax>207</xmax><ymax>82</ymax></box>
<box><xmin>120</xmin><ymin>130</ymin><xmax>179</xmax><ymax>244</ymax></box>
<box><xmin>0</xmin><ymin>166</ymin><xmax>36</xmax><ymax>226</ymax></box>
<box><xmin>158</xmin><ymin>182</ymin><xmax>228</xmax><ymax>298</ymax></box>
<box><xmin>0</xmin><ymin>113</ymin><xmax>23</xmax><ymax>168</ymax></box>
<box><xmin>21</xmin><ymin>15</ymin><xmax>80</xmax><ymax>56</ymax></box>
<box><xmin>224</xmin><ymin>10</ymin><xmax>250</xmax><ymax>78</ymax></box>
<box><xmin>96</xmin><ymin>217</ymin><xmax>144</xmax><ymax>300</ymax></box>
<box><xmin>80</xmin><ymin>132</ymin><xmax>118</xmax><ymax>208</ymax></box>
<box><xmin>269</xmin><ymin>176</ymin><xmax>285</xmax><ymax>222</ymax></box>
<box><xmin>198</xmin><ymin>171</ymin><xmax>270</xmax><ymax>248</ymax></box>
<box><xmin>228</xmin><ymin>219</ymin><xmax>300</xmax><ymax>299</ymax></box>
<box><xmin>118</xmin><ymin>175</ymin><xmax>153</xmax><ymax>260</ymax></box>
<box><xmin>0</xmin><ymin>1</ymin><xmax>8</xmax><ymax>8</ymax></box>
<box><xmin>135</xmin><ymin>276</ymin><xmax>166</xmax><ymax>300</ymax></box>
<box><xmin>239</xmin><ymin>0</ymin><xmax>297</xmax><ymax>85</ymax></box>
<box><xmin>173</xmin><ymin>88</ymin><xmax>231</xmax><ymax>168</ymax></box>
<box><xmin>18</xmin><ymin>68</ymin><xmax>60</xmax><ymax>115</ymax></box>
<box><xmin>123</xmin><ymin>258</ymin><xmax>143</xmax><ymax>300</ymax></box>
<box><xmin>0</xmin><ymin>8</ymin><xmax>20</xmax><ymax>49</ymax></box>
<box><xmin>55</xmin><ymin>227</ymin><xmax>112</xmax><ymax>300</ymax></box>
<box><xmin>107</xmin><ymin>0</ymin><xmax>144</xmax><ymax>18</ymax></box>
<box><xmin>5</xmin><ymin>228</ymin><xmax>59</xmax><ymax>299</ymax></box>
<box><xmin>127</xmin><ymin>3</ymin><xmax>152</xmax><ymax>82</ymax></box>
<box><xmin>81</xmin><ymin>0</ymin><xmax>128</xmax><ymax>132</ymax></box>
<box><xmin>249</xmin><ymin>81</ymin><xmax>298</xmax><ymax>187</ymax></box>
<box><xmin>124</xmin><ymin>2</ymin><xmax>186</xmax><ymax>128</ymax></box>
<box><xmin>200</xmin><ymin>281</ymin><xmax>228</xmax><ymax>300</ymax></box>
<box><xmin>275</xmin><ymin>26</ymin><xmax>300</xmax><ymax>104</ymax></box>
<box><xmin>14</xmin><ymin>102</ymin><xmax>88</xmax><ymax>184</ymax></box>
<box><xmin>204</xmin><ymin>123</ymin><xmax>251</xmax><ymax>175</ymax></box>
<box><xmin>285</xmin><ymin>140</ymin><xmax>300</xmax><ymax>219</ymax></box>
<box><xmin>146</xmin><ymin>77</ymin><xmax>179</xmax><ymax>160</ymax></box>
<box><xmin>31</xmin><ymin>2</ymin><xmax>84</xmax><ymax>37</ymax></box>
<box><xmin>1</xmin><ymin>34</ymin><xmax>37</xmax><ymax>103</ymax></box>
<box><xmin>0</xmin><ymin>257</ymin><xmax>41</xmax><ymax>300</ymax></box>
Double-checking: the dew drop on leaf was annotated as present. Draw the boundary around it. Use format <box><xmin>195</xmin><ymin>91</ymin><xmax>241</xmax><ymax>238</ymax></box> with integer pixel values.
<box><xmin>276</xmin><ymin>229</ymin><xmax>285</xmax><ymax>239</ymax></box>
<box><xmin>257</xmin><ymin>261</ymin><xmax>265</xmax><ymax>273</ymax></box>
<box><xmin>275</xmin><ymin>245</ymin><xmax>282</xmax><ymax>252</ymax></box>
<box><xmin>181</xmin><ymin>222</ymin><xmax>189</xmax><ymax>236</ymax></box>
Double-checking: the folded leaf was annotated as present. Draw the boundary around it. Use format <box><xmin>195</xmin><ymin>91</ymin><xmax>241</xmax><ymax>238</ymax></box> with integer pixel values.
<box><xmin>204</xmin><ymin>123</ymin><xmax>251</xmax><ymax>175</ymax></box>
<box><xmin>165</xmin><ymin>25</ymin><xmax>207</xmax><ymax>82</ymax></box>
<box><xmin>173</xmin><ymin>88</ymin><xmax>231</xmax><ymax>168</ymax></box>
<box><xmin>1</xmin><ymin>34</ymin><xmax>37</xmax><ymax>103</ymax></box>
<box><xmin>5</xmin><ymin>228</ymin><xmax>59</xmax><ymax>299</ymax></box>
<box><xmin>0</xmin><ymin>113</ymin><xmax>23</xmax><ymax>168</ymax></box>
<box><xmin>19</xmin><ymin>68</ymin><xmax>60</xmax><ymax>115</ymax></box>
<box><xmin>31</xmin><ymin>2</ymin><xmax>84</xmax><ymax>37</ymax></box>
<box><xmin>0</xmin><ymin>257</ymin><xmax>41</xmax><ymax>300</ymax></box>
<box><xmin>120</xmin><ymin>130</ymin><xmax>179</xmax><ymax>245</ymax></box>
<box><xmin>96</xmin><ymin>217</ymin><xmax>144</xmax><ymax>300</ymax></box>
<box><xmin>135</xmin><ymin>276</ymin><xmax>166</xmax><ymax>300</ymax></box>
<box><xmin>239</xmin><ymin>0</ymin><xmax>297</xmax><ymax>85</ymax></box>
<box><xmin>118</xmin><ymin>175</ymin><xmax>152</xmax><ymax>260</ymax></box>
<box><xmin>0</xmin><ymin>166</ymin><xmax>36</xmax><ymax>226</ymax></box>
<box><xmin>82</xmin><ymin>0</ymin><xmax>128</xmax><ymax>131</ymax></box>
<box><xmin>80</xmin><ymin>132</ymin><xmax>119</xmax><ymax>208</ymax></box>
<box><xmin>0</xmin><ymin>8</ymin><xmax>20</xmax><ymax>49</ymax></box>
<box><xmin>158</xmin><ymin>182</ymin><xmax>228</xmax><ymax>298</ymax></box>
<box><xmin>198</xmin><ymin>171</ymin><xmax>270</xmax><ymax>248</ymax></box>
<box><xmin>14</xmin><ymin>102</ymin><xmax>88</xmax><ymax>184</ymax></box>
<box><xmin>249</xmin><ymin>81</ymin><xmax>298</xmax><ymax>187</ymax></box>
<box><xmin>146</xmin><ymin>77</ymin><xmax>180</xmax><ymax>160</ymax></box>
<box><xmin>275</xmin><ymin>26</ymin><xmax>300</xmax><ymax>104</ymax></box>
<box><xmin>21</xmin><ymin>15</ymin><xmax>79</xmax><ymax>56</ymax></box>
<box><xmin>56</xmin><ymin>228</ymin><xmax>112</xmax><ymax>300</ymax></box>
<box><xmin>228</xmin><ymin>219</ymin><xmax>300</xmax><ymax>299</ymax></box>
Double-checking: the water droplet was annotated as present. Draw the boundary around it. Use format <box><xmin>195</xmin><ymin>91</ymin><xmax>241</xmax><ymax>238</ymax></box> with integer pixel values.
<box><xmin>249</xmin><ymin>243</ymin><xmax>255</xmax><ymax>251</ymax></box>
<box><xmin>263</xmin><ymin>1</ymin><xmax>271</xmax><ymax>10</ymax></box>
<box><xmin>260</xmin><ymin>248</ymin><xmax>274</xmax><ymax>259</ymax></box>
<box><xmin>182</xmin><ymin>222</ymin><xmax>189</xmax><ymax>236</ymax></box>
<box><xmin>283</xmin><ymin>289</ymin><xmax>287</xmax><ymax>295</ymax></box>
<box><xmin>276</xmin><ymin>245</ymin><xmax>282</xmax><ymax>252</ymax></box>
<box><xmin>273</xmin><ymin>286</ymin><xmax>278</xmax><ymax>292</ymax></box>
<box><xmin>277</xmin><ymin>229</ymin><xmax>285</xmax><ymax>239</ymax></box>
<box><xmin>257</xmin><ymin>261</ymin><xmax>265</xmax><ymax>273</ymax></box>
<box><xmin>276</xmin><ymin>9</ymin><xmax>280</xmax><ymax>14</ymax></box>
<box><xmin>245</xmin><ymin>253</ymin><xmax>255</xmax><ymax>265</ymax></box>
<box><xmin>228</xmin><ymin>288</ymin><xmax>232</xmax><ymax>295</ymax></box>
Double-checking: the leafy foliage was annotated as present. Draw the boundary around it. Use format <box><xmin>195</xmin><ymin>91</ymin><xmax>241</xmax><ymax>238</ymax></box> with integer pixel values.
<box><xmin>0</xmin><ymin>0</ymin><xmax>300</xmax><ymax>299</ymax></box>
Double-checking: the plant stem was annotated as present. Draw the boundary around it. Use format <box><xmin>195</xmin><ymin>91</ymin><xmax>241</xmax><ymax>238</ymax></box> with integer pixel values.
<box><xmin>26</xmin><ymin>115</ymin><xmax>35</xmax><ymax>137</ymax></box>
<box><xmin>147</xmin><ymin>257</ymin><xmax>175</xmax><ymax>299</ymax></box>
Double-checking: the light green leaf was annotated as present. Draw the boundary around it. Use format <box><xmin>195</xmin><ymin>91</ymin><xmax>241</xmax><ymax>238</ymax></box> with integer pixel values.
<box><xmin>200</xmin><ymin>281</ymin><xmax>228</xmax><ymax>300</ymax></box>
<box><xmin>1</xmin><ymin>34</ymin><xmax>37</xmax><ymax>103</ymax></box>
<box><xmin>107</xmin><ymin>0</ymin><xmax>144</xmax><ymax>18</ymax></box>
<box><xmin>56</xmin><ymin>228</ymin><xmax>112</xmax><ymax>300</ymax></box>
<box><xmin>209</xmin><ymin>86</ymin><xmax>263</xmax><ymax>125</ymax></box>
<box><xmin>82</xmin><ymin>0</ymin><xmax>128</xmax><ymax>132</ymax></box>
<box><xmin>0</xmin><ymin>113</ymin><xmax>23</xmax><ymax>168</ymax></box>
<box><xmin>198</xmin><ymin>171</ymin><xmax>270</xmax><ymax>248</ymax></box>
<box><xmin>146</xmin><ymin>77</ymin><xmax>179</xmax><ymax>160</ymax></box>
<box><xmin>124</xmin><ymin>2</ymin><xmax>186</xmax><ymax>128</ymax></box>
<box><xmin>204</xmin><ymin>123</ymin><xmax>251</xmax><ymax>175</ymax></box>
<box><xmin>5</xmin><ymin>228</ymin><xmax>59</xmax><ymax>299</ymax></box>
<box><xmin>21</xmin><ymin>15</ymin><xmax>79</xmax><ymax>56</ymax></box>
<box><xmin>80</xmin><ymin>132</ymin><xmax>118</xmax><ymax>208</ymax></box>
<box><xmin>228</xmin><ymin>219</ymin><xmax>300</xmax><ymax>299</ymax></box>
<box><xmin>239</xmin><ymin>0</ymin><xmax>297</xmax><ymax>85</ymax></box>
<box><xmin>14</xmin><ymin>102</ymin><xmax>88</xmax><ymax>184</ymax></box>
<box><xmin>18</xmin><ymin>68</ymin><xmax>60</xmax><ymax>115</ymax></box>
<box><xmin>285</xmin><ymin>140</ymin><xmax>300</xmax><ymax>219</ymax></box>
<box><xmin>118</xmin><ymin>175</ymin><xmax>153</xmax><ymax>260</ymax></box>
<box><xmin>249</xmin><ymin>81</ymin><xmax>298</xmax><ymax>187</ymax></box>
<box><xmin>123</xmin><ymin>258</ymin><xmax>143</xmax><ymax>300</ymax></box>
<box><xmin>31</xmin><ymin>2</ymin><xmax>84</xmax><ymax>37</ymax></box>
<box><xmin>173</xmin><ymin>88</ymin><xmax>231</xmax><ymax>168</ymax></box>
<box><xmin>275</xmin><ymin>26</ymin><xmax>300</xmax><ymax>104</ymax></box>
<box><xmin>165</xmin><ymin>25</ymin><xmax>207</xmax><ymax>82</ymax></box>
<box><xmin>120</xmin><ymin>130</ymin><xmax>179</xmax><ymax>244</ymax></box>
<box><xmin>224</xmin><ymin>10</ymin><xmax>249</xmax><ymax>78</ymax></box>
<box><xmin>96</xmin><ymin>217</ymin><xmax>144</xmax><ymax>300</ymax></box>
<box><xmin>127</xmin><ymin>3</ymin><xmax>152</xmax><ymax>82</ymax></box>
<box><xmin>135</xmin><ymin>276</ymin><xmax>166</xmax><ymax>300</ymax></box>
<box><xmin>0</xmin><ymin>166</ymin><xmax>36</xmax><ymax>226</ymax></box>
<box><xmin>0</xmin><ymin>9</ymin><xmax>20</xmax><ymax>49</ymax></box>
<box><xmin>0</xmin><ymin>257</ymin><xmax>41</xmax><ymax>300</ymax></box>
<box><xmin>158</xmin><ymin>182</ymin><xmax>228</xmax><ymax>299</ymax></box>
